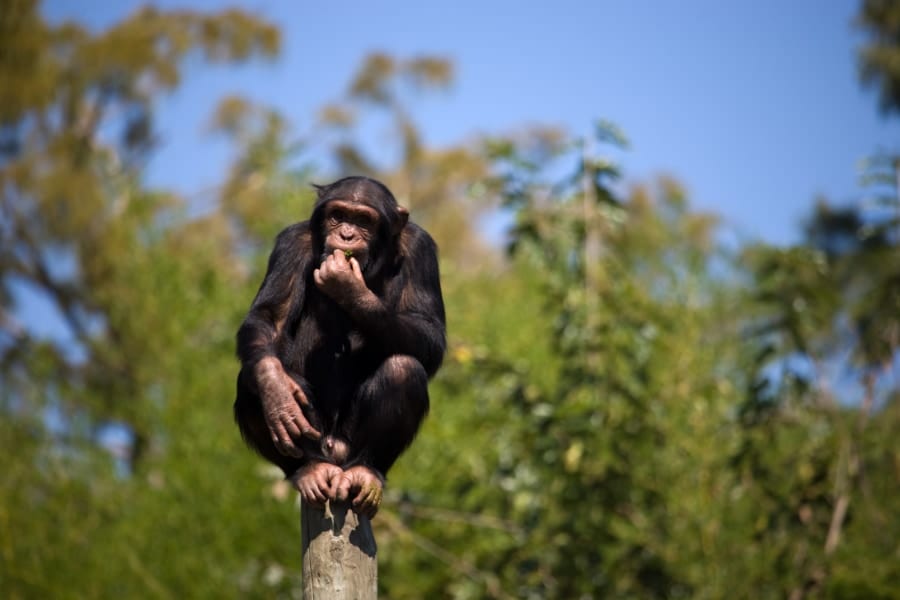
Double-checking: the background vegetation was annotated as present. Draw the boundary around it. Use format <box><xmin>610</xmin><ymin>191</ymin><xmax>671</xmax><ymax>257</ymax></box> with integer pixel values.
<box><xmin>1</xmin><ymin>0</ymin><xmax>898</xmax><ymax>598</ymax></box>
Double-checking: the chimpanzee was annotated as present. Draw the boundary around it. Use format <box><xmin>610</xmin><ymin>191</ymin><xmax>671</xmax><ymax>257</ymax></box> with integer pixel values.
<box><xmin>234</xmin><ymin>176</ymin><xmax>446</xmax><ymax>518</ymax></box>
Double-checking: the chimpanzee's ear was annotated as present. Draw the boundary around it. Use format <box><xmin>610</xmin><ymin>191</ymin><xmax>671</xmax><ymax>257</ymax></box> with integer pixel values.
<box><xmin>393</xmin><ymin>206</ymin><xmax>409</xmax><ymax>235</ymax></box>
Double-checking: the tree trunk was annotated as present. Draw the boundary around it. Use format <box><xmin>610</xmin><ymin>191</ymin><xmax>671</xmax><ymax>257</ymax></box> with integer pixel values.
<box><xmin>301</xmin><ymin>501</ymin><xmax>377</xmax><ymax>599</ymax></box>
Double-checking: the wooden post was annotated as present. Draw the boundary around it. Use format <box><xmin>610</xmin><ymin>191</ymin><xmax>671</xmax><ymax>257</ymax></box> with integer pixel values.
<box><xmin>301</xmin><ymin>501</ymin><xmax>377</xmax><ymax>599</ymax></box>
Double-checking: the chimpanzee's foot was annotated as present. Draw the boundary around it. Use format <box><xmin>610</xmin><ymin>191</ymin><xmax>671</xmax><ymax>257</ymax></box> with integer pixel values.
<box><xmin>334</xmin><ymin>465</ymin><xmax>384</xmax><ymax>519</ymax></box>
<box><xmin>289</xmin><ymin>461</ymin><xmax>343</xmax><ymax>508</ymax></box>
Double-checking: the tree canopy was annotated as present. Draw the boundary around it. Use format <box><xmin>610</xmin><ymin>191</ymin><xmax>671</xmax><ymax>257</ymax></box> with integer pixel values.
<box><xmin>1</xmin><ymin>1</ymin><xmax>898</xmax><ymax>598</ymax></box>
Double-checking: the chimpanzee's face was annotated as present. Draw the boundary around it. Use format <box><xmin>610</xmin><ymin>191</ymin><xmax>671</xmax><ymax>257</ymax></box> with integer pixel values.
<box><xmin>320</xmin><ymin>199</ymin><xmax>380</xmax><ymax>270</ymax></box>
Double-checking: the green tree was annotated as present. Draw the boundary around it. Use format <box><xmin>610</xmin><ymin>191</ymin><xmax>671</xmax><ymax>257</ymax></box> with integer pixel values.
<box><xmin>0</xmin><ymin>0</ymin><xmax>278</xmax><ymax>449</ymax></box>
<box><xmin>375</xmin><ymin>126</ymin><xmax>748</xmax><ymax>599</ymax></box>
<box><xmin>858</xmin><ymin>0</ymin><xmax>900</xmax><ymax>114</ymax></box>
<box><xmin>0</xmin><ymin>2</ymin><xmax>317</xmax><ymax>597</ymax></box>
<box><xmin>6</xmin><ymin>1</ymin><xmax>898</xmax><ymax>597</ymax></box>
<box><xmin>723</xmin><ymin>3</ymin><xmax>900</xmax><ymax>594</ymax></box>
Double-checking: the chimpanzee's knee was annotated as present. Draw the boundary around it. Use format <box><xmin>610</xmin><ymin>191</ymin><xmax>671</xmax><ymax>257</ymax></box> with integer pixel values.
<box><xmin>381</xmin><ymin>355</ymin><xmax>428</xmax><ymax>394</ymax></box>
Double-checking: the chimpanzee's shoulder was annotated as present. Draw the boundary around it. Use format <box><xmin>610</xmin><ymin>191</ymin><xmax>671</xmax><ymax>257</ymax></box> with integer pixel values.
<box><xmin>273</xmin><ymin>221</ymin><xmax>313</xmax><ymax>247</ymax></box>
<box><xmin>402</xmin><ymin>221</ymin><xmax>438</xmax><ymax>253</ymax></box>
<box><xmin>277</xmin><ymin>221</ymin><xmax>311</xmax><ymax>238</ymax></box>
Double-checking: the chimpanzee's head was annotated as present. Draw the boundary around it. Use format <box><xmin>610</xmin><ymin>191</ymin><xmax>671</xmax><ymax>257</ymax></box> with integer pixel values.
<box><xmin>310</xmin><ymin>176</ymin><xmax>409</xmax><ymax>276</ymax></box>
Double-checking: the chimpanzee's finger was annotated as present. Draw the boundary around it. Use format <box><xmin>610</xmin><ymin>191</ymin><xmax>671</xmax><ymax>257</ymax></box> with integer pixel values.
<box><xmin>292</xmin><ymin>386</ymin><xmax>310</xmax><ymax>407</ymax></box>
<box><xmin>312</xmin><ymin>470</ymin><xmax>328</xmax><ymax>504</ymax></box>
<box><xmin>282</xmin><ymin>415</ymin><xmax>302</xmax><ymax>439</ymax></box>
<box><xmin>301</xmin><ymin>426</ymin><xmax>322</xmax><ymax>441</ymax></box>
<box><xmin>324</xmin><ymin>467</ymin><xmax>342</xmax><ymax>499</ymax></box>
<box><xmin>271</xmin><ymin>422</ymin><xmax>288</xmax><ymax>447</ymax></box>
<box><xmin>354</xmin><ymin>490</ymin><xmax>378</xmax><ymax>519</ymax></box>
<box><xmin>349</xmin><ymin>258</ymin><xmax>364</xmax><ymax>282</ymax></box>
<box><xmin>312</xmin><ymin>472</ymin><xmax>328</xmax><ymax>495</ymax></box>
<box><xmin>322</xmin><ymin>259</ymin><xmax>340</xmax><ymax>280</ymax></box>
<box><xmin>352</xmin><ymin>485</ymin><xmax>369</xmax><ymax>506</ymax></box>
<box><xmin>287</xmin><ymin>388</ymin><xmax>305</xmax><ymax>410</ymax></box>
<box><xmin>272</xmin><ymin>435</ymin><xmax>290</xmax><ymax>457</ymax></box>
<box><xmin>362</xmin><ymin>486</ymin><xmax>382</xmax><ymax>513</ymax></box>
<box><xmin>302</xmin><ymin>484</ymin><xmax>326</xmax><ymax>506</ymax></box>
<box><xmin>334</xmin><ymin>475</ymin><xmax>351</xmax><ymax>502</ymax></box>
<box><xmin>293</xmin><ymin>413</ymin><xmax>321</xmax><ymax>440</ymax></box>
<box><xmin>273</xmin><ymin>423</ymin><xmax>302</xmax><ymax>457</ymax></box>
<box><xmin>319</xmin><ymin>468</ymin><xmax>342</xmax><ymax>501</ymax></box>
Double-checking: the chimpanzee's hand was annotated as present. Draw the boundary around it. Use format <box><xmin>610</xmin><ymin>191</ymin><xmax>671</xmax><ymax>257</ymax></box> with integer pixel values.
<box><xmin>254</xmin><ymin>357</ymin><xmax>321</xmax><ymax>457</ymax></box>
<box><xmin>313</xmin><ymin>250</ymin><xmax>368</xmax><ymax>304</ymax></box>
<box><xmin>333</xmin><ymin>465</ymin><xmax>384</xmax><ymax>519</ymax></box>
<box><xmin>290</xmin><ymin>461</ymin><xmax>344</xmax><ymax>508</ymax></box>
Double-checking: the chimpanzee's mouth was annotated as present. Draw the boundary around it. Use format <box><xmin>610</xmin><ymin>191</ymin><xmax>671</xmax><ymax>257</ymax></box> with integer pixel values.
<box><xmin>321</xmin><ymin>247</ymin><xmax>369</xmax><ymax>272</ymax></box>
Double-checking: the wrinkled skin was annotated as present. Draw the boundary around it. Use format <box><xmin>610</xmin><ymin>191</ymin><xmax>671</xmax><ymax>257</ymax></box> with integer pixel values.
<box><xmin>314</xmin><ymin>249</ymin><xmax>368</xmax><ymax>306</ymax></box>
<box><xmin>290</xmin><ymin>462</ymin><xmax>384</xmax><ymax>519</ymax></box>
<box><xmin>253</xmin><ymin>356</ymin><xmax>320</xmax><ymax>458</ymax></box>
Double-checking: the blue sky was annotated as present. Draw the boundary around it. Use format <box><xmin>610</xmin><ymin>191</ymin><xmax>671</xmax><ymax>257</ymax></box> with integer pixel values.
<box><xmin>45</xmin><ymin>0</ymin><xmax>900</xmax><ymax>245</ymax></box>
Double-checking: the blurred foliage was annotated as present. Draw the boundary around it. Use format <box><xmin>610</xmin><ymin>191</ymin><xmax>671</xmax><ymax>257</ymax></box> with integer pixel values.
<box><xmin>1</xmin><ymin>1</ymin><xmax>899</xmax><ymax>599</ymax></box>
<box><xmin>311</xmin><ymin>52</ymin><xmax>499</xmax><ymax>268</ymax></box>
<box><xmin>858</xmin><ymin>0</ymin><xmax>900</xmax><ymax>114</ymax></box>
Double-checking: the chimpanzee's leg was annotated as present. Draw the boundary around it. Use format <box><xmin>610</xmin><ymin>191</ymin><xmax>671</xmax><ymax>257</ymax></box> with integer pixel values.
<box><xmin>233</xmin><ymin>369</ymin><xmax>307</xmax><ymax>477</ymax></box>
<box><xmin>341</xmin><ymin>354</ymin><xmax>430</xmax><ymax>477</ymax></box>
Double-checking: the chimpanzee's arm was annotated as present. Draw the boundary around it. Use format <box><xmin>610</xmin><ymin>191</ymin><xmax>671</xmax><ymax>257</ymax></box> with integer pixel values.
<box><xmin>342</xmin><ymin>225</ymin><xmax>446</xmax><ymax>376</ymax></box>
<box><xmin>236</xmin><ymin>223</ymin><xmax>321</xmax><ymax>456</ymax></box>
<box><xmin>236</xmin><ymin>223</ymin><xmax>311</xmax><ymax>369</ymax></box>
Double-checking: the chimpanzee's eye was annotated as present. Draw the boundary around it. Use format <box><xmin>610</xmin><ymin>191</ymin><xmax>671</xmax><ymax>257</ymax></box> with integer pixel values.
<box><xmin>356</xmin><ymin>213</ymin><xmax>374</xmax><ymax>229</ymax></box>
<box><xmin>329</xmin><ymin>210</ymin><xmax>345</xmax><ymax>224</ymax></box>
